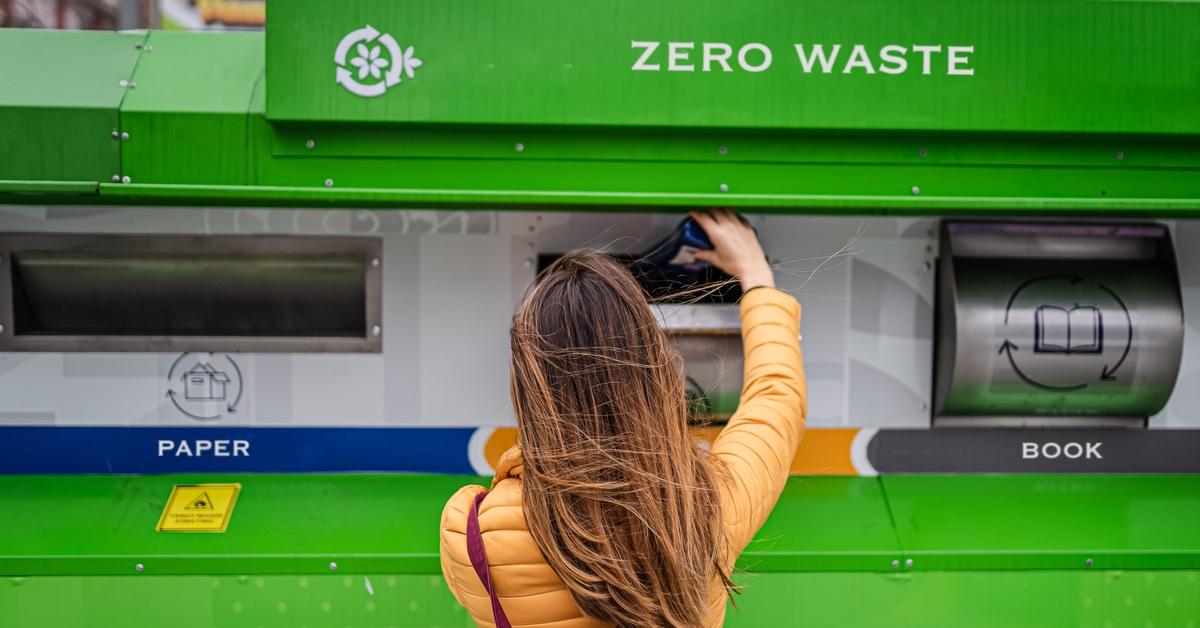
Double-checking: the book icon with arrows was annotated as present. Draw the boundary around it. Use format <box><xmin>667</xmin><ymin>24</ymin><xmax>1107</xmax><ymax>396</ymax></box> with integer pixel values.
<box><xmin>1035</xmin><ymin>305</ymin><xmax>1102</xmax><ymax>354</ymax></box>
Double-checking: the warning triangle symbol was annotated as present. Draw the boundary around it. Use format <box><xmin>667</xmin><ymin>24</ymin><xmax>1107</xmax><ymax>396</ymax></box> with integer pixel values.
<box><xmin>185</xmin><ymin>492</ymin><xmax>215</xmax><ymax>510</ymax></box>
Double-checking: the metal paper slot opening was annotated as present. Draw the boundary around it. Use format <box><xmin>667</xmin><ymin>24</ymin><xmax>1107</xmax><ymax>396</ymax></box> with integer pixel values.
<box><xmin>933</xmin><ymin>221</ymin><xmax>1183</xmax><ymax>427</ymax></box>
<box><xmin>0</xmin><ymin>234</ymin><xmax>382</xmax><ymax>353</ymax></box>
<box><xmin>653</xmin><ymin>304</ymin><xmax>744</xmax><ymax>426</ymax></box>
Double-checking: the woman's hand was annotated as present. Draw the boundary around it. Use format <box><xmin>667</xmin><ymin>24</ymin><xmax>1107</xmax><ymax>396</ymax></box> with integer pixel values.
<box><xmin>689</xmin><ymin>209</ymin><xmax>775</xmax><ymax>292</ymax></box>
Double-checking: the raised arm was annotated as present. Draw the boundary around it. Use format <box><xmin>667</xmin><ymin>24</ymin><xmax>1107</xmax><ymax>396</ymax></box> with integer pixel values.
<box><xmin>690</xmin><ymin>210</ymin><xmax>807</xmax><ymax>554</ymax></box>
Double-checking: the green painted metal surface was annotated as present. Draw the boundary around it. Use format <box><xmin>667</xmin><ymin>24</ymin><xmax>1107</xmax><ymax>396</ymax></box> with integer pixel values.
<box><xmin>2</xmin><ymin>474</ymin><xmax>1199</xmax><ymax>625</ymax></box>
<box><xmin>1</xmin><ymin>574</ymin><xmax>473</xmax><ymax>628</ymax></box>
<box><xmin>0</xmin><ymin>475</ymin><xmax>900</xmax><ymax>577</ymax></box>
<box><xmin>0</xmin><ymin>25</ymin><xmax>1198</xmax><ymax>212</ymax></box>
<box><xmin>0</xmin><ymin>473</ymin><xmax>479</xmax><ymax>577</ymax></box>
<box><xmin>0</xmin><ymin>29</ymin><xmax>145</xmax><ymax>183</ymax></box>
<box><xmin>265</xmin><ymin>0</ymin><xmax>1200</xmax><ymax>135</ymax></box>
<box><xmin>883</xmin><ymin>475</ymin><xmax>1200</xmax><ymax>571</ymax></box>
<box><xmin>119</xmin><ymin>31</ymin><xmax>265</xmax><ymax>187</ymax></box>
<box><xmin>729</xmin><ymin>570</ymin><xmax>1200</xmax><ymax>627</ymax></box>
<box><xmin>3</xmin><ymin>474</ymin><xmax>1199</xmax><ymax>578</ymax></box>
<box><xmin>3</xmin><ymin>571</ymin><xmax>1198</xmax><ymax>627</ymax></box>
<box><xmin>743</xmin><ymin>477</ymin><xmax>900</xmax><ymax>572</ymax></box>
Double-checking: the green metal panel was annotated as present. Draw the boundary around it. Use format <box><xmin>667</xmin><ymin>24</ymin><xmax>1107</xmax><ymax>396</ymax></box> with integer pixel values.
<box><xmin>270</xmin><ymin>125</ymin><xmax>1200</xmax><ymax>169</ymax></box>
<box><xmin>4</xmin><ymin>474</ymin><xmax>1200</xmax><ymax>578</ymax></box>
<box><xmin>0</xmin><ymin>574</ymin><xmax>473</xmax><ymax>628</ymax></box>
<box><xmin>883</xmin><ymin>475</ymin><xmax>1200</xmax><ymax>571</ymax></box>
<box><xmin>265</xmin><ymin>0</ymin><xmax>1200</xmax><ymax>134</ymax></box>
<box><xmin>729</xmin><ymin>570</ymin><xmax>1200</xmax><ymax>627</ymax></box>
<box><xmin>119</xmin><ymin>31</ymin><xmax>265</xmax><ymax>186</ymax></box>
<box><xmin>0</xmin><ymin>473</ymin><xmax>480</xmax><ymax>577</ymax></box>
<box><xmin>3</xmin><ymin>571</ymin><xmax>1198</xmax><ymax>627</ymax></box>
<box><xmin>0</xmin><ymin>27</ymin><xmax>1198</xmax><ymax>212</ymax></box>
<box><xmin>740</xmin><ymin>477</ymin><xmax>901</xmax><ymax>572</ymax></box>
<box><xmin>3</xmin><ymin>474</ymin><xmax>1200</xmax><ymax>625</ymax></box>
<box><xmin>0</xmin><ymin>475</ymin><xmax>896</xmax><ymax>577</ymax></box>
<box><xmin>0</xmin><ymin>29</ymin><xmax>145</xmax><ymax>183</ymax></box>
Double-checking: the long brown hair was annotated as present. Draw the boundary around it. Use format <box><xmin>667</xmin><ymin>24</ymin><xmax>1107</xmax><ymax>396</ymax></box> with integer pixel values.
<box><xmin>510</xmin><ymin>250</ymin><xmax>734</xmax><ymax>627</ymax></box>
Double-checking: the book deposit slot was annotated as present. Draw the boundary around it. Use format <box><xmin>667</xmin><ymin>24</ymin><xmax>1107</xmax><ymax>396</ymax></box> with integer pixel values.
<box><xmin>934</xmin><ymin>222</ymin><xmax>1183</xmax><ymax>426</ymax></box>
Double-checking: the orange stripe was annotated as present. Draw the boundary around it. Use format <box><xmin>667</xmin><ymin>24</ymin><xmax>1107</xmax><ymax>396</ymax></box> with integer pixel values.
<box><xmin>482</xmin><ymin>427</ymin><xmax>861</xmax><ymax>476</ymax></box>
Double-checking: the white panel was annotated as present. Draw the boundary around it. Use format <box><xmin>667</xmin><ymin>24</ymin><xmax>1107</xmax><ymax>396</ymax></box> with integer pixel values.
<box><xmin>1</xmin><ymin>205</ymin><xmax>1193</xmax><ymax>430</ymax></box>
<box><xmin>417</xmin><ymin>234</ymin><xmax>515</xmax><ymax>425</ymax></box>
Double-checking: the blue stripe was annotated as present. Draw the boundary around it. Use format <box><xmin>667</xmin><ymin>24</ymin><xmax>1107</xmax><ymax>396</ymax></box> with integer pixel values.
<box><xmin>0</xmin><ymin>426</ymin><xmax>478</xmax><ymax>475</ymax></box>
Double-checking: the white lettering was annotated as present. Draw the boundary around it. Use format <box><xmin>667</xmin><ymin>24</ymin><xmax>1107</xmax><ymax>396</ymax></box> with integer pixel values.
<box><xmin>794</xmin><ymin>44</ymin><xmax>841</xmax><ymax>73</ymax></box>
<box><xmin>155</xmin><ymin>439</ymin><xmax>250</xmax><ymax>458</ymax></box>
<box><xmin>631</xmin><ymin>40</ymin><xmax>660</xmax><ymax>71</ymax></box>
<box><xmin>1024</xmin><ymin>441</ymin><xmax>1104</xmax><ymax>461</ymax></box>
<box><xmin>702</xmin><ymin>42</ymin><xmax>733</xmax><ymax>72</ymax></box>
<box><xmin>738</xmin><ymin>43</ymin><xmax>772</xmax><ymax>72</ymax></box>
<box><xmin>630</xmin><ymin>41</ymin><xmax>972</xmax><ymax>77</ymax></box>
<box><xmin>912</xmin><ymin>44</ymin><xmax>942</xmax><ymax>75</ymax></box>
<box><xmin>667</xmin><ymin>42</ymin><xmax>694</xmax><ymax>72</ymax></box>
<box><xmin>947</xmin><ymin>45</ymin><xmax>974</xmax><ymax>75</ymax></box>
<box><xmin>878</xmin><ymin>45</ymin><xmax>908</xmax><ymax>75</ymax></box>
<box><xmin>842</xmin><ymin>44</ymin><xmax>876</xmax><ymax>74</ymax></box>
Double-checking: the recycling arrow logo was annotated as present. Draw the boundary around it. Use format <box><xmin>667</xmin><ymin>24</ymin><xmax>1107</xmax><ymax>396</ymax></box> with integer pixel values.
<box><xmin>998</xmin><ymin>275</ymin><xmax>1133</xmax><ymax>392</ymax></box>
<box><xmin>166</xmin><ymin>352</ymin><xmax>245</xmax><ymax>422</ymax></box>
<box><xmin>334</xmin><ymin>24</ymin><xmax>422</xmax><ymax>98</ymax></box>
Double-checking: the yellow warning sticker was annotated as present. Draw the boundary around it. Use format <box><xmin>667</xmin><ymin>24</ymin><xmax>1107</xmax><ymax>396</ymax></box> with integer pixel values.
<box><xmin>156</xmin><ymin>483</ymin><xmax>241</xmax><ymax>532</ymax></box>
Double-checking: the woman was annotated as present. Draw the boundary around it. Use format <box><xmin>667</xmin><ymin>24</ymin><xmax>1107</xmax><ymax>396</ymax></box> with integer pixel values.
<box><xmin>440</xmin><ymin>209</ymin><xmax>806</xmax><ymax>627</ymax></box>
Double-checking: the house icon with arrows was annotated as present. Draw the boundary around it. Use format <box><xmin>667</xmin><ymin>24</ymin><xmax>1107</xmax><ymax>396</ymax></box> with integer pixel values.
<box><xmin>183</xmin><ymin>363</ymin><xmax>232</xmax><ymax>401</ymax></box>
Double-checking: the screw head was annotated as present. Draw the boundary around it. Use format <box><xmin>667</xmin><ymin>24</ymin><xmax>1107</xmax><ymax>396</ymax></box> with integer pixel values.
<box><xmin>911</xmin><ymin>185</ymin><xmax>921</xmax><ymax>195</ymax></box>
<box><xmin>904</xmin><ymin>558</ymin><xmax>914</xmax><ymax>568</ymax></box>
<box><xmin>371</xmin><ymin>257</ymin><xmax>380</xmax><ymax>268</ymax></box>
<box><xmin>918</xmin><ymin>148</ymin><xmax>928</xmax><ymax>157</ymax></box>
<box><xmin>1116</xmin><ymin>151</ymin><xmax>1125</xmax><ymax>161</ymax></box>
<box><xmin>718</xmin><ymin>146</ymin><xmax>728</xmax><ymax>155</ymax></box>
<box><xmin>135</xmin><ymin>563</ymin><xmax>144</xmax><ymax>572</ymax></box>
<box><xmin>112</xmin><ymin>175</ymin><xmax>121</xmax><ymax>183</ymax></box>
<box><xmin>118</xmin><ymin>79</ymin><xmax>129</xmax><ymax>87</ymax></box>
<box><xmin>1085</xmin><ymin>558</ymin><xmax>1094</xmax><ymax>567</ymax></box>
<box><xmin>111</xmin><ymin>130</ymin><xmax>119</xmax><ymax>139</ymax></box>
<box><xmin>121</xmin><ymin>132</ymin><xmax>130</xmax><ymax>141</ymax></box>
<box><xmin>121</xmin><ymin>176</ymin><xmax>132</xmax><ymax>184</ymax></box>
<box><xmin>371</xmin><ymin>325</ymin><xmax>381</xmax><ymax>337</ymax></box>
<box><xmin>719</xmin><ymin>183</ymin><xmax>729</xmax><ymax>193</ymax></box>
<box><xmin>306</xmin><ymin>139</ymin><xmax>315</xmax><ymax>149</ymax></box>
<box><xmin>891</xmin><ymin>559</ymin><xmax>900</xmax><ymax>569</ymax></box>
<box><xmin>0</xmin><ymin>323</ymin><xmax>5</xmax><ymax>334</ymax></box>
<box><xmin>329</xmin><ymin>562</ymin><xmax>338</xmax><ymax>571</ymax></box>
<box><xmin>514</xmin><ymin>142</ymin><xmax>525</xmax><ymax>152</ymax></box>
<box><xmin>128</xmin><ymin>82</ymin><xmax>137</xmax><ymax>89</ymax></box>
<box><xmin>324</xmin><ymin>178</ymin><xmax>334</xmax><ymax>188</ymax></box>
<box><xmin>145</xmin><ymin>45</ymin><xmax>153</xmax><ymax>52</ymax></box>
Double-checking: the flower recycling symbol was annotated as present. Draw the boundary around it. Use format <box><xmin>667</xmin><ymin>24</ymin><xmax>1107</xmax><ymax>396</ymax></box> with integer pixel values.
<box><xmin>350</xmin><ymin>43</ymin><xmax>389</xmax><ymax>80</ymax></box>
<box><xmin>334</xmin><ymin>25</ymin><xmax>422</xmax><ymax>98</ymax></box>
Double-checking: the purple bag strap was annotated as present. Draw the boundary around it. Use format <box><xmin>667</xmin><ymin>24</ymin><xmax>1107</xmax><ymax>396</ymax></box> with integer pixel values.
<box><xmin>467</xmin><ymin>490</ymin><xmax>512</xmax><ymax>628</ymax></box>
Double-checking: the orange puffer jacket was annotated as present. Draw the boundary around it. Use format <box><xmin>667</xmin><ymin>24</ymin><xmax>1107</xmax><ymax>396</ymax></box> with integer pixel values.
<box><xmin>440</xmin><ymin>287</ymin><xmax>806</xmax><ymax>627</ymax></box>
